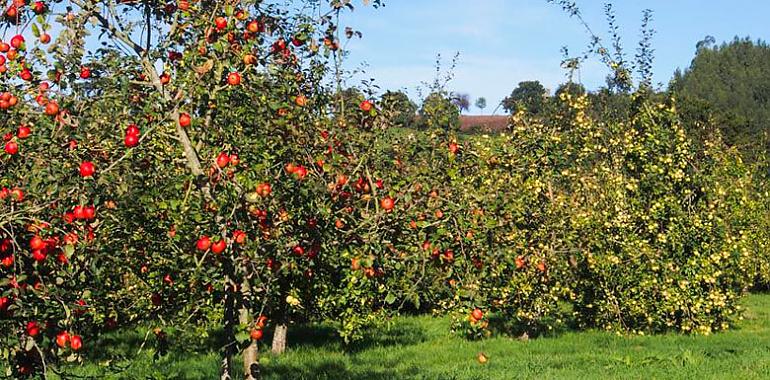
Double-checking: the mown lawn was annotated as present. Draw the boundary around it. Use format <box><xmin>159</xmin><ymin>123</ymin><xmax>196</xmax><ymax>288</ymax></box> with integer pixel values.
<box><xmin>59</xmin><ymin>294</ymin><xmax>770</xmax><ymax>379</ymax></box>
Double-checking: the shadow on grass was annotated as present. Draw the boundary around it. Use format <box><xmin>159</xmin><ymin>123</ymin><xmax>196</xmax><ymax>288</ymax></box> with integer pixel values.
<box><xmin>485</xmin><ymin>310</ymin><xmax>577</xmax><ymax>341</ymax></box>
<box><xmin>262</xmin><ymin>360</ymin><xmax>401</xmax><ymax>380</ymax></box>
<box><xmin>81</xmin><ymin>325</ymin><xmax>230</xmax><ymax>364</ymax></box>
<box><xmin>347</xmin><ymin>320</ymin><xmax>428</xmax><ymax>353</ymax></box>
<box><xmin>277</xmin><ymin>323</ymin><xmax>339</xmax><ymax>350</ymax></box>
<box><xmin>81</xmin><ymin>329</ymin><xmax>153</xmax><ymax>361</ymax></box>
<box><xmin>268</xmin><ymin>318</ymin><xmax>429</xmax><ymax>354</ymax></box>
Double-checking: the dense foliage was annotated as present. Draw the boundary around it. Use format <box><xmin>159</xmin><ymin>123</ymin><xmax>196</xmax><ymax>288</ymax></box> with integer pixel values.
<box><xmin>371</xmin><ymin>92</ymin><xmax>759</xmax><ymax>337</ymax></box>
<box><xmin>670</xmin><ymin>37</ymin><xmax>770</xmax><ymax>287</ymax></box>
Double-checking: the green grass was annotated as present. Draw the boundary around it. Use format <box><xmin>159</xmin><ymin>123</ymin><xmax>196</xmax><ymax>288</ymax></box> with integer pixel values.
<box><xmin>60</xmin><ymin>294</ymin><xmax>770</xmax><ymax>379</ymax></box>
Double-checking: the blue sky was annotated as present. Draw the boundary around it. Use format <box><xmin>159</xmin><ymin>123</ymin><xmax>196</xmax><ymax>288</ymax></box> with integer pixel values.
<box><xmin>339</xmin><ymin>0</ymin><xmax>770</xmax><ymax>113</ymax></box>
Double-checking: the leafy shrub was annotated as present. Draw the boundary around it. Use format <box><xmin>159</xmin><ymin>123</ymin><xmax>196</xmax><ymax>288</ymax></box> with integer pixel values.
<box><xmin>418</xmin><ymin>92</ymin><xmax>460</xmax><ymax>131</ymax></box>
<box><xmin>379</xmin><ymin>91</ymin><xmax>417</xmax><ymax>128</ymax></box>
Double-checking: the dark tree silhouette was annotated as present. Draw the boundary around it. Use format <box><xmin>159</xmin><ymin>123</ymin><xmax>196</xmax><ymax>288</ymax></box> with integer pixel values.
<box><xmin>502</xmin><ymin>81</ymin><xmax>548</xmax><ymax>114</ymax></box>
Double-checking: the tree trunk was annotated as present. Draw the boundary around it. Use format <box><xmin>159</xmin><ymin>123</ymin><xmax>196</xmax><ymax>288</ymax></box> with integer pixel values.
<box><xmin>242</xmin><ymin>337</ymin><xmax>259</xmax><ymax>380</ymax></box>
<box><xmin>221</xmin><ymin>287</ymin><xmax>235</xmax><ymax>380</ymax></box>
<box><xmin>240</xmin><ymin>281</ymin><xmax>259</xmax><ymax>380</ymax></box>
<box><xmin>271</xmin><ymin>324</ymin><xmax>288</xmax><ymax>355</ymax></box>
<box><xmin>220</xmin><ymin>260</ymin><xmax>238</xmax><ymax>380</ymax></box>
<box><xmin>220</xmin><ymin>355</ymin><xmax>232</xmax><ymax>380</ymax></box>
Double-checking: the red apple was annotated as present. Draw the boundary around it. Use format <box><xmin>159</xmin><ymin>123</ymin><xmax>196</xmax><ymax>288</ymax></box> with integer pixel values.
<box><xmin>4</xmin><ymin>141</ymin><xmax>18</xmax><ymax>155</ymax></box>
<box><xmin>294</xmin><ymin>165</ymin><xmax>308</xmax><ymax>180</ymax></box>
<box><xmin>179</xmin><ymin>112</ymin><xmax>191</xmax><ymax>127</ymax></box>
<box><xmin>380</xmin><ymin>196</ymin><xmax>395</xmax><ymax>211</ymax></box>
<box><xmin>256</xmin><ymin>183</ymin><xmax>272</xmax><ymax>197</ymax></box>
<box><xmin>125</xmin><ymin>134</ymin><xmax>139</xmax><ymax>147</ymax></box>
<box><xmin>233</xmin><ymin>230</ymin><xmax>247</xmax><ymax>244</ymax></box>
<box><xmin>30</xmin><ymin>236</ymin><xmax>46</xmax><ymax>250</ymax></box>
<box><xmin>69</xmin><ymin>335</ymin><xmax>83</xmax><ymax>350</ymax></box>
<box><xmin>256</xmin><ymin>315</ymin><xmax>268</xmax><ymax>328</ymax></box>
<box><xmin>17</xmin><ymin>125</ymin><xmax>31</xmax><ymax>138</ymax></box>
<box><xmin>56</xmin><ymin>331</ymin><xmax>70</xmax><ymax>348</ymax></box>
<box><xmin>10</xmin><ymin>188</ymin><xmax>24</xmax><ymax>202</ymax></box>
<box><xmin>0</xmin><ymin>296</ymin><xmax>9</xmax><ymax>311</ymax></box>
<box><xmin>215</xmin><ymin>16</ymin><xmax>227</xmax><ymax>30</ymax></box>
<box><xmin>79</xmin><ymin>161</ymin><xmax>95</xmax><ymax>177</ymax></box>
<box><xmin>216</xmin><ymin>152</ymin><xmax>230</xmax><ymax>168</ymax></box>
<box><xmin>73</xmin><ymin>206</ymin><xmax>86</xmax><ymax>220</ymax></box>
<box><xmin>196</xmin><ymin>236</ymin><xmax>211</xmax><ymax>251</ymax></box>
<box><xmin>449</xmin><ymin>142</ymin><xmax>459</xmax><ymax>154</ymax></box>
<box><xmin>26</xmin><ymin>321</ymin><xmax>40</xmax><ymax>337</ymax></box>
<box><xmin>33</xmin><ymin>1</ymin><xmax>46</xmax><ymax>14</ymax></box>
<box><xmin>83</xmin><ymin>205</ymin><xmax>96</xmax><ymax>220</ymax></box>
<box><xmin>20</xmin><ymin>69</ymin><xmax>32</xmax><ymax>81</ymax></box>
<box><xmin>211</xmin><ymin>239</ymin><xmax>226</xmax><ymax>254</ymax></box>
<box><xmin>45</xmin><ymin>101</ymin><xmax>59</xmax><ymax>116</ymax></box>
<box><xmin>247</xmin><ymin>20</ymin><xmax>260</xmax><ymax>33</ymax></box>
<box><xmin>227</xmin><ymin>71</ymin><xmax>241</xmax><ymax>86</ymax></box>
<box><xmin>126</xmin><ymin>124</ymin><xmax>140</xmax><ymax>136</ymax></box>
<box><xmin>10</xmin><ymin>35</ymin><xmax>24</xmax><ymax>49</ymax></box>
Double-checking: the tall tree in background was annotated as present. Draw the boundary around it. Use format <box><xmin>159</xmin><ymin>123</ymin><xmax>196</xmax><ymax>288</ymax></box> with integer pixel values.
<box><xmin>419</xmin><ymin>92</ymin><xmax>461</xmax><ymax>131</ymax></box>
<box><xmin>380</xmin><ymin>90</ymin><xmax>418</xmax><ymax>128</ymax></box>
<box><xmin>555</xmin><ymin>83</ymin><xmax>586</xmax><ymax>97</ymax></box>
<box><xmin>502</xmin><ymin>81</ymin><xmax>548</xmax><ymax>114</ymax></box>
<box><xmin>671</xmin><ymin>37</ymin><xmax>770</xmax><ymax>159</ymax></box>
<box><xmin>475</xmin><ymin>97</ymin><xmax>487</xmax><ymax>114</ymax></box>
<box><xmin>451</xmin><ymin>92</ymin><xmax>471</xmax><ymax>112</ymax></box>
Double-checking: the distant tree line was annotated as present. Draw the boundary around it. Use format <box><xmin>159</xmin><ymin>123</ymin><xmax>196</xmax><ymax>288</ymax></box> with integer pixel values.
<box><xmin>336</xmin><ymin>37</ymin><xmax>770</xmax><ymax>145</ymax></box>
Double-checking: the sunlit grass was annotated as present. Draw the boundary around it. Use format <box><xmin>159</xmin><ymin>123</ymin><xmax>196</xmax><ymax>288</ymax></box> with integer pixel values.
<box><xmin>60</xmin><ymin>294</ymin><xmax>770</xmax><ymax>379</ymax></box>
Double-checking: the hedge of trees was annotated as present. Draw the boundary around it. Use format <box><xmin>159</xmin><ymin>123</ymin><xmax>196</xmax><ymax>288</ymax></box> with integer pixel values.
<box><xmin>1</xmin><ymin>1</ymin><xmax>769</xmax><ymax>379</ymax></box>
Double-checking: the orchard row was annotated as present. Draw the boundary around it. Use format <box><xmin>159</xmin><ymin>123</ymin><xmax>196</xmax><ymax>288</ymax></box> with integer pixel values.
<box><xmin>1</xmin><ymin>1</ymin><xmax>767</xmax><ymax>378</ymax></box>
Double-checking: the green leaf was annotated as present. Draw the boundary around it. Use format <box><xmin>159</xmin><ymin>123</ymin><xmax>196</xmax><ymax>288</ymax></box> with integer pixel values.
<box><xmin>24</xmin><ymin>338</ymin><xmax>35</xmax><ymax>351</ymax></box>
<box><xmin>235</xmin><ymin>331</ymin><xmax>249</xmax><ymax>342</ymax></box>
<box><xmin>64</xmin><ymin>244</ymin><xmax>75</xmax><ymax>257</ymax></box>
